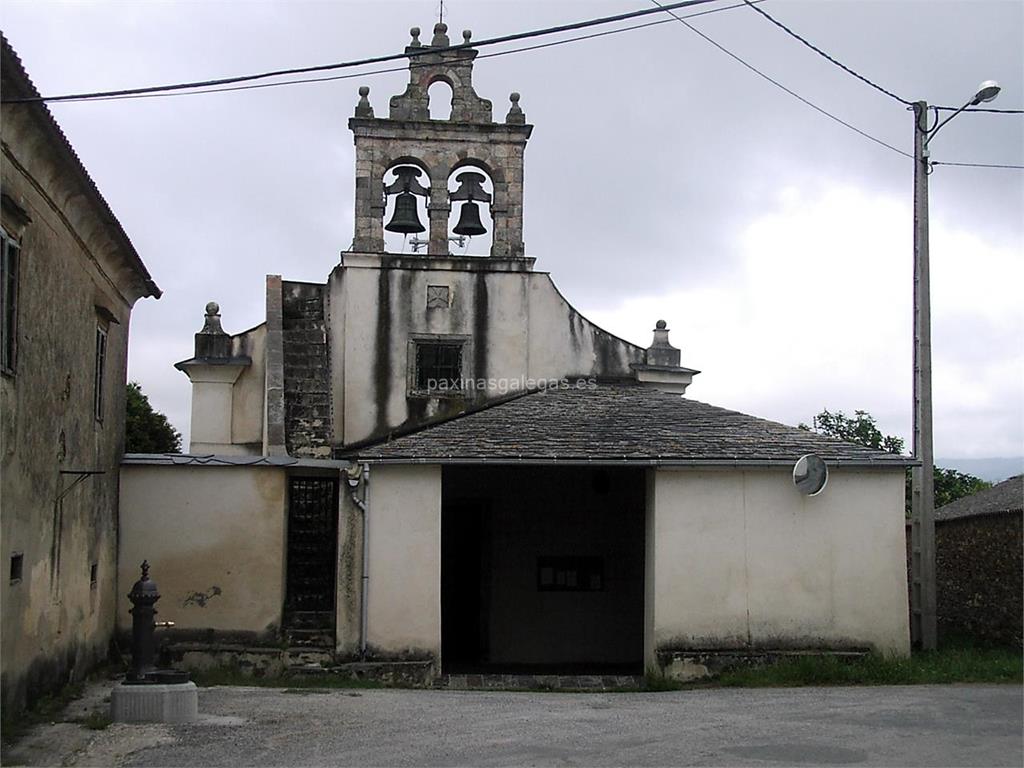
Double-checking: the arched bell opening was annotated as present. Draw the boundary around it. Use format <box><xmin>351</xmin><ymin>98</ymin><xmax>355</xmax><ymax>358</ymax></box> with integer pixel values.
<box><xmin>447</xmin><ymin>165</ymin><xmax>493</xmax><ymax>257</ymax></box>
<box><xmin>427</xmin><ymin>79</ymin><xmax>453</xmax><ymax>121</ymax></box>
<box><xmin>382</xmin><ymin>163</ymin><xmax>431</xmax><ymax>254</ymax></box>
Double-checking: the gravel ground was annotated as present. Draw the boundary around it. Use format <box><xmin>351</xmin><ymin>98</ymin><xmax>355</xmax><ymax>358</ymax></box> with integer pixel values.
<box><xmin>4</xmin><ymin>683</ymin><xmax>1021</xmax><ymax>767</ymax></box>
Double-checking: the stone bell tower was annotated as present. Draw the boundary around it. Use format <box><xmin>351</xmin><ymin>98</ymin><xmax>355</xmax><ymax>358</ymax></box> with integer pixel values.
<box><xmin>349</xmin><ymin>23</ymin><xmax>532</xmax><ymax>258</ymax></box>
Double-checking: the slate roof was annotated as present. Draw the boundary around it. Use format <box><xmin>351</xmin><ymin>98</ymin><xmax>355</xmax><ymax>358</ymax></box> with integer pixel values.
<box><xmin>935</xmin><ymin>475</ymin><xmax>1024</xmax><ymax>522</ymax></box>
<box><xmin>355</xmin><ymin>383</ymin><xmax>914</xmax><ymax>467</ymax></box>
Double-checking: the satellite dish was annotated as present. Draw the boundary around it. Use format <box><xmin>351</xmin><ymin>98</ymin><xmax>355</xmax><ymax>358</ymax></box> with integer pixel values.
<box><xmin>793</xmin><ymin>454</ymin><xmax>828</xmax><ymax>496</ymax></box>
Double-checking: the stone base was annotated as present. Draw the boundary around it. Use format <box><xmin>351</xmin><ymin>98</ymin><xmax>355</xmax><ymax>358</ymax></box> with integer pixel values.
<box><xmin>441</xmin><ymin>674</ymin><xmax>642</xmax><ymax>691</ymax></box>
<box><xmin>110</xmin><ymin>682</ymin><xmax>198</xmax><ymax>724</ymax></box>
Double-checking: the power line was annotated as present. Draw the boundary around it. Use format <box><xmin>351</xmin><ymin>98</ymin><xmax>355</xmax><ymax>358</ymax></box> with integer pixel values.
<box><xmin>931</xmin><ymin>160</ymin><xmax>1024</xmax><ymax>170</ymax></box>
<box><xmin>741</xmin><ymin>0</ymin><xmax>910</xmax><ymax>106</ymax></box>
<box><xmin>46</xmin><ymin>1</ymin><xmax>763</xmax><ymax>104</ymax></box>
<box><xmin>742</xmin><ymin>0</ymin><xmax>1023</xmax><ymax>115</ymax></box>
<box><xmin>1</xmin><ymin>0</ymin><xmax>725</xmax><ymax>104</ymax></box>
<box><xmin>649</xmin><ymin>0</ymin><xmax>913</xmax><ymax>159</ymax></box>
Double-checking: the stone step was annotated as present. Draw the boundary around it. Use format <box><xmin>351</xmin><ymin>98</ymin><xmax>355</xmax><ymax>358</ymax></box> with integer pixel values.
<box><xmin>440</xmin><ymin>674</ymin><xmax>643</xmax><ymax>691</ymax></box>
<box><xmin>286</xmin><ymin>610</ymin><xmax>334</xmax><ymax>628</ymax></box>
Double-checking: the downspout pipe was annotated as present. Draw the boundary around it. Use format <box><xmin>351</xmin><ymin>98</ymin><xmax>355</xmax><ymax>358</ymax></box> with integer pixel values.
<box><xmin>349</xmin><ymin>463</ymin><xmax>370</xmax><ymax>659</ymax></box>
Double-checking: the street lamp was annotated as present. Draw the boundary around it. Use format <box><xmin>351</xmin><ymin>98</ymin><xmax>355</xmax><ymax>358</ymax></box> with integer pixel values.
<box><xmin>909</xmin><ymin>80</ymin><xmax>1000</xmax><ymax>651</ymax></box>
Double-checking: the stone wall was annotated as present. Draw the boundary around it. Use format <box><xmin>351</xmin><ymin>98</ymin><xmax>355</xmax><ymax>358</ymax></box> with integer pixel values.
<box><xmin>936</xmin><ymin>512</ymin><xmax>1022</xmax><ymax>647</ymax></box>
<box><xmin>1</xmin><ymin>43</ymin><xmax>157</xmax><ymax>714</ymax></box>
<box><xmin>282</xmin><ymin>281</ymin><xmax>332</xmax><ymax>458</ymax></box>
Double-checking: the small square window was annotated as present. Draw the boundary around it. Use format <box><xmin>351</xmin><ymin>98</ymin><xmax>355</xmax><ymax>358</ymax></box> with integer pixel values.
<box><xmin>426</xmin><ymin>285</ymin><xmax>450</xmax><ymax>309</ymax></box>
<box><xmin>415</xmin><ymin>341</ymin><xmax>463</xmax><ymax>392</ymax></box>
<box><xmin>9</xmin><ymin>553</ymin><xmax>23</xmax><ymax>584</ymax></box>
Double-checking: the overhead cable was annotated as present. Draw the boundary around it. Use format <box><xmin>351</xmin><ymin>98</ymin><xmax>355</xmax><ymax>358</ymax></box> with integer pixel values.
<box><xmin>1</xmin><ymin>0</ymin><xmax>725</xmax><ymax>104</ymax></box>
<box><xmin>741</xmin><ymin>0</ymin><xmax>1023</xmax><ymax>115</ymax></box>
<box><xmin>931</xmin><ymin>161</ymin><xmax>1024</xmax><ymax>170</ymax></box>
<box><xmin>40</xmin><ymin>1</ymin><xmax>763</xmax><ymax>103</ymax></box>
<box><xmin>649</xmin><ymin>0</ymin><xmax>913</xmax><ymax>159</ymax></box>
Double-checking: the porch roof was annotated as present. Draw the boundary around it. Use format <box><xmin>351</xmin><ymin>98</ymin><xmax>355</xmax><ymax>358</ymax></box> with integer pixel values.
<box><xmin>354</xmin><ymin>383</ymin><xmax>915</xmax><ymax>468</ymax></box>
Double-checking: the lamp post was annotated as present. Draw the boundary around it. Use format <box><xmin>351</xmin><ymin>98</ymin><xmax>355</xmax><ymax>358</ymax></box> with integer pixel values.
<box><xmin>909</xmin><ymin>80</ymin><xmax>1000</xmax><ymax>651</ymax></box>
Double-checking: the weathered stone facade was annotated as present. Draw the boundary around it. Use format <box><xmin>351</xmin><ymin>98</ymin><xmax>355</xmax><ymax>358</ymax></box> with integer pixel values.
<box><xmin>1</xmin><ymin>37</ymin><xmax>159</xmax><ymax>714</ymax></box>
<box><xmin>282</xmin><ymin>282</ymin><xmax>332</xmax><ymax>458</ymax></box>
<box><xmin>935</xmin><ymin>511</ymin><xmax>1022</xmax><ymax>647</ymax></box>
<box><xmin>178</xmin><ymin>23</ymin><xmax>698</xmax><ymax>455</ymax></box>
<box><xmin>350</xmin><ymin>24</ymin><xmax>530</xmax><ymax>259</ymax></box>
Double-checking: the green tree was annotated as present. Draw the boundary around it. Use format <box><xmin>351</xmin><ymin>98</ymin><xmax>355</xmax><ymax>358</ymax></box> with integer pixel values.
<box><xmin>798</xmin><ymin>409</ymin><xmax>904</xmax><ymax>454</ymax></box>
<box><xmin>933</xmin><ymin>468</ymin><xmax>990</xmax><ymax>508</ymax></box>
<box><xmin>800</xmin><ymin>408</ymin><xmax>990</xmax><ymax>514</ymax></box>
<box><xmin>125</xmin><ymin>381</ymin><xmax>181</xmax><ymax>453</ymax></box>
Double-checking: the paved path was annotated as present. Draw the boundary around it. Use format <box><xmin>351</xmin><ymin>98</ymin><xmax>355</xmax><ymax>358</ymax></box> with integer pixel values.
<box><xmin>7</xmin><ymin>683</ymin><xmax>1022</xmax><ymax>767</ymax></box>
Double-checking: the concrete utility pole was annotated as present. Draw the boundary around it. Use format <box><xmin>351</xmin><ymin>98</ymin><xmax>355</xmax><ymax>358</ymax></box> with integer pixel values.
<box><xmin>910</xmin><ymin>100</ymin><xmax>937</xmax><ymax>651</ymax></box>
<box><xmin>908</xmin><ymin>80</ymin><xmax>1000</xmax><ymax>651</ymax></box>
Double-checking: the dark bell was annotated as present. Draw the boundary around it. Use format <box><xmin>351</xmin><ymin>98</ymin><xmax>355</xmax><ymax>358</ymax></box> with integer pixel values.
<box><xmin>385</xmin><ymin>192</ymin><xmax>425</xmax><ymax>234</ymax></box>
<box><xmin>452</xmin><ymin>200</ymin><xmax>486</xmax><ymax>237</ymax></box>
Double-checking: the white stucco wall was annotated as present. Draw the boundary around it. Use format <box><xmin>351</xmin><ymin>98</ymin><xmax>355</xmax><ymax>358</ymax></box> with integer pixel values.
<box><xmin>365</xmin><ymin>464</ymin><xmax>442</xmax><ymax>660</ymax></box>
<box><xmin>118</xmin><ymin>465</ymin><xmax>287</xmax><ymax>637</ymax></box>
<box><xmin>647</xmin><ymin>467</ymin><xmax>910</xmax><ymax>657</ymax></box>
<box><xmin>328</xmin><ymin>256</ymin><xmax>645</xmax><ymax>445</ymax></box>
<box><xmin>230</xmin><ymin>324</ymin><xmax>266</xmax><ymax>449</ymax></box>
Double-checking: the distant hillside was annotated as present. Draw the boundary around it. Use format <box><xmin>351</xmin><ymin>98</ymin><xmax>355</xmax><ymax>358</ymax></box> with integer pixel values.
<box><xmin>936</xmin><ymin>457</ymin><xmax>1024</xmax><ymax>484</ymax></box>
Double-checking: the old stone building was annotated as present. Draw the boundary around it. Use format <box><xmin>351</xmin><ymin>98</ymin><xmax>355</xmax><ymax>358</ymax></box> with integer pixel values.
<box><xmin>933</xmin><ymin>476</ymin><xmax>1022</xmax><ymax>647</ymax></box>
<box><xmin>121</xmin><ymin>24</ymin><xmax>911</xmax><ymax>681</ymax></box>
<box><xmin>1</xmin><ymin>36</ymin><xmax>160</xmax><ymax>712</ymax></box>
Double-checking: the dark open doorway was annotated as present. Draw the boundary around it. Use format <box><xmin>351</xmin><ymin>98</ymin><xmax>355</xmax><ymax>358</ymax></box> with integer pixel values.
<box><xmin>441</xmin><ymin>466</ymin><xmax>645</xmax><ymax>675</ymax></box>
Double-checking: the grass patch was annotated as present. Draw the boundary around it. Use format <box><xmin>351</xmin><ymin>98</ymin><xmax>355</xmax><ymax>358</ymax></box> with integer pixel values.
<box><xmin>76</xmin><ymin>710</ymin><xmax>112</xmax><ymax>731</ymax></box>
<box><xmin>190</xmin><ymin>666</ymin><xmax>387</xmax><ymax>690</ymax></box>
<box><xmin>717</xmin><ymin>647</ymin><xmax>1023</xmax><ymax>688</ymax></box>
<box><xmin>643</xmin><ymin>669</ymin><xmax>685</xmax><ymax>692</ymax></box>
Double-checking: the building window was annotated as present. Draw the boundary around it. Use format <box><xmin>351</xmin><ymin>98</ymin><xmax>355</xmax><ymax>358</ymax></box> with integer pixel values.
<box><xmin>9</xmin><ymin>553</ymin><xmax>23</xmax><ymax>585</ymax></box>
<box><xmin>0</xmin><ymin>230</ymin><xmax>19</xmax><ymax>376</ymax></box>
<box><xmin>537</xmin><ymin>556</ymin><xmax>604</xmax><ymax>592</ymax></box>
<box><xmin>94</xmin><ymin>324</ymin><xmax>107</xmax><ymax>422</ymax></box>
<box><xmin>90</xmin><ymin>563</ymin><xmax>98</xmax><ymax>588</ymax></box>
<box><xmin>415</xmin><ymin>341</ymin><xmax>463</xmax><ymax>393</ymax></box>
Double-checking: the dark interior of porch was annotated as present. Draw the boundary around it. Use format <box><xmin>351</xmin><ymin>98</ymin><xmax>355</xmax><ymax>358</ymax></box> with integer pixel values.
<box><xmin>441</xmin><ymin>465</ymin><xmax>646</xmax><ymax>675</ymax></box>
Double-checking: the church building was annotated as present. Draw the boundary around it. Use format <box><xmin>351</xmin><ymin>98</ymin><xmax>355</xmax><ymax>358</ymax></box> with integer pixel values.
<box><xmin>120</xmin><ymin>23</ymin><xmax>911</xmax><ymax>682</ymax></box>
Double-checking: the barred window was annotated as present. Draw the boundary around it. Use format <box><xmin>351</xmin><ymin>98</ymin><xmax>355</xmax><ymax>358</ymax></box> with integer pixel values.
<box><xmin>415</xmin><ymin>341</ymin><xmax>463</xmax><ymax>392</ymax></box>
<box><xmin>0</xmin><ymin>231</ymin><xmax>19</xmax><ymax>375</ymax></box>
<box><xmin>94</xmin><ymin>324</ymin><xmax>107</xmax><ymax>422</ymax></box>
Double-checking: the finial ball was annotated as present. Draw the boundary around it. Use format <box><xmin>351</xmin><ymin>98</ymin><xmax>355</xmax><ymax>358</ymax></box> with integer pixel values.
<box><xmin>205</xmin><ymin>301</ymin><xmax>220</xmax><ymax>316</ymax></box>
<box><xmin>463</xmin><ymin>29</ymin><xmax>472</xmax><ymax>42</ymax></box>
<box><xmin>656</xmin><ymin>319</ymin><xmax>667</xmax><ymax>330</ymax></box>
<box><xmin>434</xmin><ymin>22</ymin><xmax>447</xmax><ymax>33</ymax></box>
<box><xmin>358</xmin><ymin>86</ymin><xmax>369</xmax><ymax>97</ymax></box>
<box><xmin>410</xmin><ymin>26</ymin><xmax>420</xmax><ymax>37</ymax></box>
<box><xmin>510</xmin><ymin>92</ymin><xmax>520</xmax><ymax>103</ymax></box>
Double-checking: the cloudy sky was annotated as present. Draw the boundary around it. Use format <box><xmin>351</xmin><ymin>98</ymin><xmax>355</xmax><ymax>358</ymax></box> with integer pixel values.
<box><xmin>3</xmin><ymin>0</ymin><xmax>1021</xmax><ymax>462</ymax></box>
